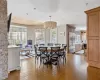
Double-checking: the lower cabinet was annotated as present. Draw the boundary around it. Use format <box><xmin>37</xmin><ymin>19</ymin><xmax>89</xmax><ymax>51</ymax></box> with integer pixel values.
<box><xmin>8</xmin><ymin>46</ymin><xmax>20</xmax><ymax>73</ymax></box>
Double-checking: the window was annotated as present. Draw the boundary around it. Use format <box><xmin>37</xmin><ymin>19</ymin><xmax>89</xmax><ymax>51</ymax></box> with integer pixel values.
<box><xmin>35</xmin><ymin>29</ymin><xmax>45</xmax><ymax>44</ymax></box>
<box><xmin>8</xmin><ymin>25</ymin><xmax>27</xmax><ymax>46</ymax></box>
<box><xmin>50</xmin><ymin>28</ymin><xmax>57</xmax><ymax>43</ymax></box>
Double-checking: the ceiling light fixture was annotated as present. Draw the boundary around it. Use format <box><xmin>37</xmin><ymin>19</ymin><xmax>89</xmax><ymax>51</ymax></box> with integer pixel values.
<box><xmin>44</xmin><ymin>16</ymin><xmax>57</xmax><ymax>29</ymax></box>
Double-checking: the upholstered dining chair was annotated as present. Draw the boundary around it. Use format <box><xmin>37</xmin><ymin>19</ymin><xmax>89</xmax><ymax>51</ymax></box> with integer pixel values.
<box><xmin>59</xmin><ymin>47</ymin><xmax>66</xmax><ymax>64</ymax></box>
<box><xmin>55</xmin><ymin>44</ymin><xmax>61</xmax><ymax>46</ymax></box>
<box><xmin>48</xmin><ymin>43</ymin><xmax>53</xmax><ymax>46</ymax></box>
<box><xmin>34</xmin><ymin>45</ymin><xmax>41</xmax><ymax>64</ymax></box>
<box><xmin>39</xmin><ymin>47</ymin><xmax>48</xmax><ymax>64</ymax></box>
<box><xmin>50</xmin><ymin>47</ymin><xmax>60</xmax><ymax>65</ymax></box>
<box><xmin>34</xmin><ymin>45</ymin><xmax>41</xmax><ymax>57</ymax></box>
<box><xmin>39</xmin><ymin>44</ymin><xmax>45</xmax><ymax>46</ymax></box>
<box><xmin>62</xmin><ymin>44</ymin><xmax>67</xmax><ymax>47</ymax></box>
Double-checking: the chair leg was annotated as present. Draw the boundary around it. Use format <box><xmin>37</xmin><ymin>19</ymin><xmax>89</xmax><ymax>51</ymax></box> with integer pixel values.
<box><xmin>40</xmin><ymin>57</ymin><xmax>42</xmax><ymax>65</ymax></box>
<box><xmin>57</xmin><ymin>58</ymin><xmax>60</xmax><ymax>69</ymax></box>
<box><xmin>64</xmin><ymin>56</ymin><xmax>66</xmax><ymax>64</ymax></box>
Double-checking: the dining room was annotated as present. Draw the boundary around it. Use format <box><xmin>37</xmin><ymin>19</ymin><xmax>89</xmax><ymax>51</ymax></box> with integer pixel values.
<box><xmin>0</xmin><ymin>0</ymin><xmax>99</xmax><ymax>80</ymax></box>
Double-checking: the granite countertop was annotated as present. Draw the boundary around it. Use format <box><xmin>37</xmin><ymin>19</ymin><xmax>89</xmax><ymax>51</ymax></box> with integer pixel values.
<box><xmin>8</xmin><ymin>45</ymin><xmax>20</xmax><ymax>48</ymax></box>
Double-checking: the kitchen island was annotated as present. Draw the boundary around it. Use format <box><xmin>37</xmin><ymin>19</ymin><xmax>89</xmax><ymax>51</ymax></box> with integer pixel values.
<box><xmin>8</xmin><ymin>45</ymin><xmax>20</xmax><ymax>73</ymax></box>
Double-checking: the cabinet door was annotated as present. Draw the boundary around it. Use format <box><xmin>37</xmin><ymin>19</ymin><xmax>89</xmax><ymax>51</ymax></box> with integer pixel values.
<box><xmin>88</xmin><ymin>39</ymin><xmax>99</xmax><ymax>62</ymax></box>
<box><xmin>88</xmin><ymin>12</ymin><xmax>99</xmax><ymax>37</ymax></box>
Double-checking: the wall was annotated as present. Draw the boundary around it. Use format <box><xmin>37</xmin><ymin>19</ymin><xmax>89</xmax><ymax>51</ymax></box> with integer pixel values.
<box><xmin>0</xmin><ymin>0</ymin><xmax>8</xmax><ymax>79</ymax></box>
<box><xmin>27</xmin><ymin>26</ymin><xmax>35</xmax><ymax>47</ymax></box>
<box><xmin>75</xmin><ymin>25</ymin><xmax>86</xmax><ymax>31</ymax></box>
<box><xmin>27</xmin><ymin>25</ymin><xmax>68</xmax><ymax>46</ymax></box>
<box><xmin>45</xmin><ymin>29</ymin><xmax>50</xmax><ymax>44</ymax></box>
<box><xmin>57</xmin><ymin>25</ymin><xmax>67</xmax><ymax>44</ymax></box>
<box><xmin>27</xmin><ymin>26</ymin><xmax>50</xmax><ymax>46</ymax></box>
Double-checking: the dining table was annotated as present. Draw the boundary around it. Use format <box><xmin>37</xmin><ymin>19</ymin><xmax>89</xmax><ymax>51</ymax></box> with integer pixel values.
<box><xmin>37</xmin><ymin>45</ymin><xmax>64</xmax><ymax>51</ymax></box>
<box><xmin>37</xmin><ymin>45</ymin><xmax>65</xmax><ymax>65</ymax></box>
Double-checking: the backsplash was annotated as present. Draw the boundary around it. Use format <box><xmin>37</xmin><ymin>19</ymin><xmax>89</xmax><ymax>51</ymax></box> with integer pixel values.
<box><xmin>0</xmin><ymin>0</ymin><xmax>8</xmax><ymax>79</ymax></box>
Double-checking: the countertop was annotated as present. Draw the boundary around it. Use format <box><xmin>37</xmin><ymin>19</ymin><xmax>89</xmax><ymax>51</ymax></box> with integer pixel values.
<box><xmin>8</xmin><ymin>45</ymin><xmax>20</xmax><ymax>48</ymax></box>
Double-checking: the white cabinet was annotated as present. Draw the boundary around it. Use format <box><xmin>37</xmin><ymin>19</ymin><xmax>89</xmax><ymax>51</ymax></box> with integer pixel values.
<box><xmin>8</xmin><ymin>46</ymin><xmax>20</xmax><ymax>73</ymax></box>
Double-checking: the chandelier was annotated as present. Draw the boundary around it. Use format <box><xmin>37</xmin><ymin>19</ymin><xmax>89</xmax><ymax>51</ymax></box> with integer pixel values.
<box><xmin>44</xmin><ymin>16</ymin><xmax>57</xmax><ymax>29</ymax></box>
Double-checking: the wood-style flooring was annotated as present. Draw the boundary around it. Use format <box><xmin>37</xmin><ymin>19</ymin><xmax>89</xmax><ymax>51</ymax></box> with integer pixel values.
<box><xmin>7</xmin><ymin>54</ymin><xmax>100</xmax><ymax>80</ymax></box>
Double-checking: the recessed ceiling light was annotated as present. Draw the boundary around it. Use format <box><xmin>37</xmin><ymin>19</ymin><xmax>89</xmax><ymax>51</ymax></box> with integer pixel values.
<box><xmin>34</xmin><ymin>8</ymin><xmax>36</xmax><ymax>10</ymax></box>
<box><xmin>26</xmin><ymin>13</ymin><xmax>28</xmax><ymax>15</ymax></box>
<box><xmin>86</xmin><ymin>3</ymin><xmax>88</xmax><ymax>6</ymax></box>
<box><xmin>49</xmin><ymin>16</ymin><xmax>51</xmax><ymax>18</ymax></box>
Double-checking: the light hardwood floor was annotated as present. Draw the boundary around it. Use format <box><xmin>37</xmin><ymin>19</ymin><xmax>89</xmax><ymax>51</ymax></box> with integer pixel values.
<box><xmin>7</xmin><ymin>54</ymin><xmax>100</xmax><ymax>80</ymax></box>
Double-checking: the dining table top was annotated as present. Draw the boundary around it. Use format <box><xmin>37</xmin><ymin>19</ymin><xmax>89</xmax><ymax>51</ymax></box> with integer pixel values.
<box><xmin>38</xmin><ymin>45</ymin><xmax>64</xmax><ymax>48</ymax></box>
<box><xmin>37</xmin><ymin>45</ymin><xmax>65</xmax><ymax>52</ymax></box>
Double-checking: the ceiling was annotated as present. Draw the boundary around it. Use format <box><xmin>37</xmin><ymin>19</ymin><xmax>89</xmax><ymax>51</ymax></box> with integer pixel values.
<box><xmin>11</xmin><ymin>16</ymin><xmax>43</xmax><ymax>26</ymax></box>
<box><xmin>7</xmin><ymin>0</ymin><xmax>100</xmax><ymax>26</ymax></box>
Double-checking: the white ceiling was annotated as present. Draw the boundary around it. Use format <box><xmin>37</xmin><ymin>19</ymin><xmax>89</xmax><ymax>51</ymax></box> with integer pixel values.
<box><xmin>7</xmin><ymin>0</ymin><xmax>100</xmax><ymax>26</ymax></box>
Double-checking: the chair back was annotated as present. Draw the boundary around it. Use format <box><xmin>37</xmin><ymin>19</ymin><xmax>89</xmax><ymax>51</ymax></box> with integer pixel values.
<box><xmin>51</xmin><ymin>47</ymin><xmax>60</xmax><ymax>58</ymax></box>
<box><xmin>62</xmin><ymin>44</ymin><xmax>66</xmax><ymax>47</ymax></box>
<box><xmin>34</xmin><ymin>45</ymin><xmax>37</xmax><ymax>55</ymax></box>
<box><xmin>55</xmin><ymin>44</ymin><xmax>61</xmax><ymax>46</ymax></box>
<box><xmin>83</xmin><ymin>44</ymin><xmax>87</xmax><ymax>49</ymax></box>
<box><xmin>35</xmin><ymin>44</ymin><xmax>38</xmax><ymax>47</ymax></box>
<box><xmin>39</xmin><ymin>44</ymin><xmax>45</xmax><ymax>46</ymax></box>
<box><xmin>62</xmin><ymin>44</ymin><xmax>67</xmax><ymax>51</ymax></box>
<box><xmin>39</xmin><ymin>47</ymin><xmax>48</xmax><ymax>55</ymax></box>
<box><xmin>48</xmin><ymin>43</ymin><xmax>53</xmax><ymax>46</ymax></box>
<box><xmin>51</xmin><ymin>47</ymin><xmax>60</xmax><ymax>53</ymax></box>
<box><xmin>64</xmin><ymin>45</ymin><xmax>67</xmax><ymax>51</ymax></box>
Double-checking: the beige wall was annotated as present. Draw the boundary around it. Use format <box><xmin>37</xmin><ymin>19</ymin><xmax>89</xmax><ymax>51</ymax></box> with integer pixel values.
<box><xmin>27</xmin><ymin>26</ymin><xmax>50</xmax><ymax>46</ymax></box>
<box><xmin>27</xmin><ymin>25</ymin><xmax>68</xmax><ymax>46</ymax></box>
<box><xmin>57</xmin><ymin>25</ymin><xmax>67</xmax><ymax>44</ymax></box>
<box><xmin>27</xmin><ymin>26</ymin><xmax>35</xmax><ymax>47</ymax></box>
<box><xmin>45</xmin><ymin>29</ymin><xmax>50</xmax><ymax>44</ymax></box>
<box><xmin>0</xmin><ymin>0</ymin><xmax>8</xmax><ymax>79</ymax></box>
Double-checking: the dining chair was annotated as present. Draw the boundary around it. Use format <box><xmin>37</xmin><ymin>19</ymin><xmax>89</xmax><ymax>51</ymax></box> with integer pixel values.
<box><xmin>35</xmin><ymin>44</ymin><xmax>38</xmax><ymax>47</ymax></box>
<box><xmin>55</xmin><ymin>44</ymin><xmax>61</xmax><ymax>46</ymax></box>
<box><xmin>59</xmin><ymin>47</ymin><xmax>66</xmax><ymax>64</ymax></box>
<box><xmin>83</xmin><ymin>44</ymin><xmax>87</xmax><ymax>56</ymax></box>
<box><xmin>34</xmin><ymin>45</ymin><xmax>41</xmax><ymax>57</ymax></box>
<box><xmin>61</xmin><ymin>45</ymin><xmax>67</xmax><ymax>56</ymax></box>
<box><xmin>62</xmin><ymin>44</ymin><xmax>67</xmax><ymax>47</ymax></box>
<box><xmin>39</xmin><ymin>47</ymin><xmax>48</xmax><ymax>64</ymax></box>
<box><xmin>64</xmin><ymin>45</ymin><xmax>67</xmax><ymax>51</ymax></box>
<box><xmin>50</xmin><ymin>47</ymin><xmax>60</xmax><ymax>65</ymax></box>
<box><xmin>34</xmin><ymin>45</ymin><xmax>41</xmax><ymax>64</ymax></box>
<box><xmin>48</xmin><ymin>43</ymin><xmax>53</xmax><ymax>46</ymax></box>
<box><xmin>39</xmin><ymin>44</ymin><xmax>45</xmax><ymax>46</ymax></box>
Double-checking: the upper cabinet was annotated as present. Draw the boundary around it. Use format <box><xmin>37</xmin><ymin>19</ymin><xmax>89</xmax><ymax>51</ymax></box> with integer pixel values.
<box><xmin>85</xmin><ymin>7</ymin><xmax>100</xmax><ymax>37</ymax></box>
<box><xmin>88</xmin><ymin>12</ymin><xmax>99</xmax><ymax>37</ymax></box>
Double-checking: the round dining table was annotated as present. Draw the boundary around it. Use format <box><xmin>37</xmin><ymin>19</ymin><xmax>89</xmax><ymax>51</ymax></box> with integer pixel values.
<box><xmin>37</xmin><ymin>45</ymin><xmax>65</xmax><ymax>65</ymax></box>
<box><xmin>37</xmin><ymin>45</ymin><xmax>64</xmax><ymax>52</ymax></box>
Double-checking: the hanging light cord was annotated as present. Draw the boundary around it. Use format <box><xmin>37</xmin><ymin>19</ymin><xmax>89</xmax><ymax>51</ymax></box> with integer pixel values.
<box><xmin>49</xmin><ymin>16</ymin><xmax>51</xmax><ymax>21</ymax></box>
